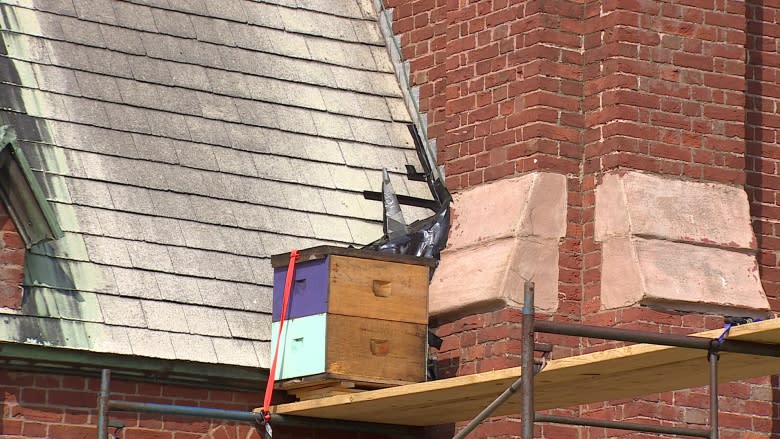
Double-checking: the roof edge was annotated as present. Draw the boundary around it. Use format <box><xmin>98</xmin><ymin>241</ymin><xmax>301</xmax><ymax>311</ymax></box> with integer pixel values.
<box><xmin>0</xmin><ymin>342</ymin><xmax>268</xmax><ymax>391</ymax></box>
<box><xmin>372</xmin><ymin>1</ymin><xmax>443</xmax><ymax>182</ymax></box>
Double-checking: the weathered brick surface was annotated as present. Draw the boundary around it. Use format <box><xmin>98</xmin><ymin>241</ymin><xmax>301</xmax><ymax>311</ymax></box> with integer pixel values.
<box><xmin>0</xmin><ymin>203</ymin><xmax>25</xmax><ymax>309</ymax></box>
<box><xmin>388</xmin><ymin>0</ymin><xmax>751</xmax><ymax>186</ymax></box>
<box><xmin>0</xmin><ymin>371</ymin><xmax>258</xmax><ymax>439</ymax></box>
<box><xmin>385</xmin><ymin>0</ymin><xmax>449</xmax><ymax>141</ymax></box>
<box><xmin>747</xmin><ymin>0</ymin><xmax>780</xmax><ymax>307</ymax></box>
<box><xmin>430</xmin><ymin>307</ymin><xmax>775</xmax><ymax>438</ymax></box>
<box><xmin>431</xmin><ymin>307</ymin><xmax>581</xmax><ymax>439</ymax></box>
<box><xmin>0</xmin><ymin>371</ymin><xmax>398</xmax><ymax>439</ymax></box>
<box><xmin>387</xmin><ymin>3</ymin><xmax>591</xmax><ymax>432</ymax></box>
<box><xmin>386</xmin><ymin>0</ymin><xmax>583</xmax><ymax>191</ymax></box>
<box><xmin>745</xmin><ymin>0</ymin><xmax>780</xmax><ymax>434</ymax></box>
<box><xmin>387</xmin><ymin>0</ymin><xmax>780</xmax><ymax>437</ymax></box>
<box><xmin>583</xmin><ymin>0</ymin><xmax>748</xmax><ymax>185</ymax></box>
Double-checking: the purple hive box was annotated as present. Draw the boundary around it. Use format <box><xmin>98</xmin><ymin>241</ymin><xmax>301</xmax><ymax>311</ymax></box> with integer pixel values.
<box><xmin>271</xmin><ymin>257</ymin><xmax>329</xmax><ymax>322</ymax></box>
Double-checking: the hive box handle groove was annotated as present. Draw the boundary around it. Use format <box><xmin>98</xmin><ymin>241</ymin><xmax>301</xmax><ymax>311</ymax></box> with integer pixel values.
<box><xmin>372</xmin><ymin>280</ymin><xmax>392</xmax><ymax>297</ymax></box>
<box><xmin>370</xmin><ymin>339</ymin><xmax>390</xmax><ymax>356</ymax></box>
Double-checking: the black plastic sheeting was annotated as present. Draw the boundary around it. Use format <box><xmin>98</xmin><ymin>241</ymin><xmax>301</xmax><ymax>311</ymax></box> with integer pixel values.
<box><xmin>363</xmin><ymin>194</ymin><xmax>450</xmax><ymax>260</ymax></box>
<box><xmin>363</xmin><ymin>125</ymin><xmax>451</xmax><ymax>262</ymax></box>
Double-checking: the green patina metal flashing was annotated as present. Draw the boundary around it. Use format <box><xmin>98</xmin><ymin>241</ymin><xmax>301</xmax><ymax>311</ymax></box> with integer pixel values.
<box><xmin>0</xmin><ymin>342</ymin><xmax>269</xmax><ymax>391</ymax></box>
<box><xmin>0</xmin><ymin>125</ymin><xmax>63</xmax><ymax>248</ymax></box>
<box><xmin>24</xmin><ymin>253</ymin><xmax>113</xmax><ymax>293</ymax></box>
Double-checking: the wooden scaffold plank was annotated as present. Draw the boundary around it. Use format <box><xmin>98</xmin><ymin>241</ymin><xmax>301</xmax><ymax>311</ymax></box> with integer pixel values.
<box><xmin>265</xmin><ymin>319</ymin><xmax>780</xmax><ymax>426</ymax></box>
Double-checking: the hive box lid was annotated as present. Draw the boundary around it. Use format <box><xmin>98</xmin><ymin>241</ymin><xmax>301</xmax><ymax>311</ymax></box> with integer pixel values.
<box><xmin>270</xmin><ymin>246</ymin><xmax>437</xmax><ymax>269</ymax></box>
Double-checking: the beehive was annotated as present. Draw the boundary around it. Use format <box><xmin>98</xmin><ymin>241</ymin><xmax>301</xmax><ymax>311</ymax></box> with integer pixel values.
<box><xmin>270</xmin><ymin>246</ymin><xmax>433</xmax><ymax>387</ymax></box>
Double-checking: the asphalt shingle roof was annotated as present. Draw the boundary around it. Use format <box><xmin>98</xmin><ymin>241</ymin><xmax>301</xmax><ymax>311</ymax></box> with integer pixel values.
<box><xmin>0</xmin><ymin>0</ymin><xmax>432</xmax><ymax>368</ymax></box>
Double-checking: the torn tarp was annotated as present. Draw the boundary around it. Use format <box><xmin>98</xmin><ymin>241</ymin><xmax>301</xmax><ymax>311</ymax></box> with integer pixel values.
<box><xmin>364</xmin><ymin>175</ymin><xmax>450</xmax><ymax>260</ymax></box>
<box><xmin>365</xmin><ymin>204</ymin><xmax>449</xmax><ymax>259</ymax></box>
<box><xmin>381</xmin><ymin>168</ymin><xmax>408</xmax><ymax>240</ymax></box>
<box><xmin>363</xmin><ymin>124</ymin><xmax>451</xmax><ymax>261</ymax></box>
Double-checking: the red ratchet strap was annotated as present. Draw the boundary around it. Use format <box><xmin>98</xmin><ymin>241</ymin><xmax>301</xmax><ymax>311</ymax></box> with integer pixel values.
<box><xmin>263</xmin><ymin>249</ymin><xmax>299</xmax><ymax>423</ymax></box>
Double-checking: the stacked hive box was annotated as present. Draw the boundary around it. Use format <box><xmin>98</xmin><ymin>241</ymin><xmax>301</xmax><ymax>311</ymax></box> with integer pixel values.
<box><xmin>271</xmin><ymin>246</ymin><xmax>432</xmax><ymax>389</ymax></box>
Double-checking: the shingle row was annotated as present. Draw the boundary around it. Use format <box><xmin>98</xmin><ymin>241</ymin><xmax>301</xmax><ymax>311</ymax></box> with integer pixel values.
<box><xmin>0</xmin><ymin>0</ymin><xmax>433</xmax><ymax>366</ymax></box>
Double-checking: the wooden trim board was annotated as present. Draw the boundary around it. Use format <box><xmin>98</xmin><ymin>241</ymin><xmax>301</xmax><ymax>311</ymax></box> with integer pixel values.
<box><xmin>265</xmin><ymin>319</ymin><xmax>780</xmax><ymax>426</ymax></box>
<box><xmin>270</xmin><ymin>246</ymin><xmax>437</xmax><ymax>268</ymax></box>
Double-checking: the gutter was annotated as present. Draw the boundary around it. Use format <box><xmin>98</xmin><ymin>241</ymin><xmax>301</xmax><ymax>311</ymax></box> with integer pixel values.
<box><xmin>0</xmin><ymin>342</ymin><xmax>268</xmax><ymax>391</ymax></box>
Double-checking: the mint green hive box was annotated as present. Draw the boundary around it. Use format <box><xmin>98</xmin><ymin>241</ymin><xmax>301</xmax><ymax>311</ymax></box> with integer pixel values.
<box><xmin>271</xmin><ymin>313</ymin><xmax>327</xmax><ymax>380</ymax></box>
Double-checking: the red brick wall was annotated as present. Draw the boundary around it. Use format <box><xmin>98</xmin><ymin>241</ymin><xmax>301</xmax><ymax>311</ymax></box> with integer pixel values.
<box><xmin>0</xmin><ymin>203</ymin><xmax>25</xmax><ymax>309</ymax></box>
<box><xmin>387</xmin><ymin>0</ymin><xmax>448</xmax><ymax>146</ymax></box>
<box><xmin>388</xmin><ymin>0</ymin><xmax>750</xmax><ymax>189</ymax></box>
<box><xmin>0</xmin><ymin>370</ymin><xmax>262</xmax><ymax>439</ymax></box>
<box><xmin>583</xmin><ymin>0</ymin><xmax>748</xmax><ymax>185</ymax></box>
<box><xmin>388</xmin><ymin>6</ymin><xmax>588</xmax><ymax>433</ymax></box>
<box><xmin>388</xmin><ymin>0</ymin><xmax>750</xmax><ymax>188</ymax></box>
<box><xmin>387</xmin><ymin>0</ymin><xmax>780</xmax><ymax>437</ymax></box>
<box><xmin>0</xmin><ymin>370</ymin><xmax>391</xmax><ymax>439</ymax></box>
<box><xmin>745</xmin><ymin>0</ymin><xmax>780</xmax><ymax>435</ymax></box>
<box><xmin>386</xmin><ymin>0</ymin><xmax>582</xmax><ymax>190</ymax></box>
<box><xmin>576</xmin><ymin>1</ymin><xmax>768</xmax><ymax>434</ymax></box>
<box><xmin>747</xmin><ymin>0</ymin><xmax>780</xmax><ymax>313</ymax></box>
<box><xmin>578</xmin><ymin>0</ymin><xmax>749</xmax><ymax>333</ymax></box>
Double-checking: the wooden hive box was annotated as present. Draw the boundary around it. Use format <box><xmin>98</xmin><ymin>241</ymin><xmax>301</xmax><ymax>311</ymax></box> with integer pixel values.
<box><xmin>270</xmin><ymin>246</ymin><xmax>433</xmax><ymax>391</ymax></box>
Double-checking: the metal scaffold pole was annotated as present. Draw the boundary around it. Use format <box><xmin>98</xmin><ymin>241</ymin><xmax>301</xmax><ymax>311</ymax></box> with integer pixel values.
<box><xmin>534</xmin><ymin>414</ymin><xmax>711</xmax><ymax>437</ymax></box>
<box><xmin>451</xmin><ymin>280</ymin><xmax>738</xmax><ymax>438</ymax></box>
<box><xmin>94</xmin><ymin>369</ymin><xmax>422</xmax><ymax>439</ymax></box>
<box><xmin>709</xmin><ymin>350</ymin><xmax>719</xmax><ymax>439</ymax></box>
<box><xmin>97</xmin><ymin>369</ymin><xmax>110</xmax><ymax>439</ymax></box>
<box><xmin>521</xmin><ymin>281</ymin><xmax>535</xmax><ymax>439</ymax></box>
<box><xmin>534</xmin><ymin>320</ymin><xmax>780</xmax><ymax>357</ymax></box>
<box><xmin>450</xmin><ymin>376</ymin><xmax>523</xmax><ymax>439</ymax></box>
<box><xmin>451</xmin><ymin>282</ymin><xmax>540</xmax><ymax>439</ymax></box>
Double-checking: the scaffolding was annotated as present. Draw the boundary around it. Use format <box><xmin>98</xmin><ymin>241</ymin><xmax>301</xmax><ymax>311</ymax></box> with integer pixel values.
<box><xmin>95</xmin><ymin>368</ymin><xmax>422</xmax><ymax>439</ymax></box>
<box><xmin>95</xmin><ymin>281</ymin><xmax>780</xmax><ymax>438</ymax></box>
<box><xmin>454</xmin><ymin>283</ymin><xmax>729</xmax><ymax>439</ymax></box>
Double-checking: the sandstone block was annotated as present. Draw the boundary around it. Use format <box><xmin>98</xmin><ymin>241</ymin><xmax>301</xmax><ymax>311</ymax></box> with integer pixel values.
<box><xmin>596</xmin><ymin>171</ymin><xmax>768</xmax><ymax>315</ymax></box>
<box><xmin>602</xmin><ymin>238</ymin><xmax>768</xmax><ymax>315</ymax></box>
<box><xmin>430</xmin><ymin>173</ymin><xmax>566</xmax><ymax>316</ymax></box>
<box><xmin>595</xmin><ymin>172</ymin><xmax>755</xmax><ymax>249</ymax></box>
<box><xmin>448</xmin><ymin>172</ymin><xmax>567</xmax><ymax>248</ymax></box>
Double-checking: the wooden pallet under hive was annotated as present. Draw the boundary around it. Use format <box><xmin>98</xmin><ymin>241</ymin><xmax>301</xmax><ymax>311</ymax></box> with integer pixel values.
<box><xmin>278</xmin><ymin>373</ymin><xmax>414</xmax><ymax>400</ymax></box>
